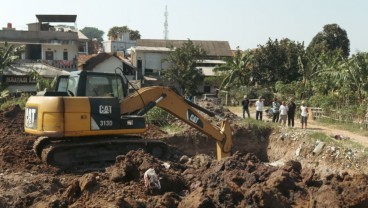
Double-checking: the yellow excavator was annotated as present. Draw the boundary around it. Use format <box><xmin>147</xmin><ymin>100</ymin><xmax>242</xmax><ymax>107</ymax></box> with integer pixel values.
<box><xmin>24</xmin><ymin>70</ymin><xmax>232</xmax><ymax>170</ymax></box>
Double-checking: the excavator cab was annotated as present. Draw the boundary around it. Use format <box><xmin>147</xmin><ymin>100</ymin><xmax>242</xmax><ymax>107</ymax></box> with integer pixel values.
<box><xmin>49</xmin><ymin>70</ymin><xmax>128</xmax><ymax>99</ymax></box>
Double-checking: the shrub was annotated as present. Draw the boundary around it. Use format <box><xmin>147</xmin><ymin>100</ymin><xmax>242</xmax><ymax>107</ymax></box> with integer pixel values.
<box><xmin>0</xmin><ymin>93</ymin><xmax>29</xmax><ymax>110</ymax></box>
<box><xmin>146</xmin><ymin>107</ymin><xmax>176</xmax><ymax>127</ymax></box>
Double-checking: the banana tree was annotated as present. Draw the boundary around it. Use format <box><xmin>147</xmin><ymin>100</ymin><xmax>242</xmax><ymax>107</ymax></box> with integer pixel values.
<box><xmin>0</xmin><ymin>43</ymin><xmax>19</xmax><ymax>68</ymax></box>
<box><xmin>310</xmin><ymin>52</ymin><xmax>344</xmax><ymax>95</ymax></box>
<box><xmin>340</xmin><ymin>52</ymin><xmax>368</xmax><ymax>101</ymax></box>
<box><xmin>0</xmin><ymin>43</ymin><xmax>23</xmax><ymax>88</ymax></box>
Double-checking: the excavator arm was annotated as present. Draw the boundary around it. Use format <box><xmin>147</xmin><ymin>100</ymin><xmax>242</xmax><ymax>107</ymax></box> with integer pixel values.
<box><xmin>120</xmin><ymin>86</ymin><xmax>233</xmax><ymax>160</ymax></box>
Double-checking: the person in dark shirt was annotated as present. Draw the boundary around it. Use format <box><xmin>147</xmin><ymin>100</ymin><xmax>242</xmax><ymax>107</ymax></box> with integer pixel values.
<box><xmin>287</xmin><ymin>98</ymin><xmax>296</xmax><ymax>127</ymax></box>
<box><xmin>241</xmin><ymin>95</ymin><xmax>250</xmax><ymax>118</ymax></box>
<box><xmin>272</xmin><ymin>98</ymin><xmax>280</xmax><ymax>122</ymax></box>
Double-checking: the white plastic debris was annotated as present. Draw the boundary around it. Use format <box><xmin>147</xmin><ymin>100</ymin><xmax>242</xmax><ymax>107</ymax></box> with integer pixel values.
<box><xmin>313</xmin><ymin>142</ymin><xmax>325</xmax><ymax>155</ymax></box>
<box><xmin>295</xmin><ymin>144</ymin><xmax>302</xmax><ymax>156</ymax></box>
<box><xmin>143</xmin><ymin>168</ymin><xmax>161</xmax><ymax>189</ymax></box>
<box><xmin>162</xmin><ymin>162</ymin><xmax>170</xmax><ymax>169</ymax></box>
<box><xmin>267</xmin><ymin>160</ymin><xmax>285</xmax><ymax>167</ymax></box>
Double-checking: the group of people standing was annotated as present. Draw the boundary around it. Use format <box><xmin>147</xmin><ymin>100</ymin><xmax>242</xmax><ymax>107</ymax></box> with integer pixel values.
<box><xmin>241</xmin><ymin>95</ymin><xmax>308</xmax><ymax>128</ymax></box>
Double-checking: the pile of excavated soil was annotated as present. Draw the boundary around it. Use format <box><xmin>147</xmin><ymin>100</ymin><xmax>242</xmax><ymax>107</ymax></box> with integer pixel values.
<box><xmin>0</xmin><ymin>105</ymin><xmax>368</xmax><ymax>207</ymax></box>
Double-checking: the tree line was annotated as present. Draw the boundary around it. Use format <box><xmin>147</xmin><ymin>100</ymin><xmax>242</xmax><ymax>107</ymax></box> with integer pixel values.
<box><xmin>214</xmin><ymin>24</ymin><xmax>367</xmax><ymax>121</ymax></box>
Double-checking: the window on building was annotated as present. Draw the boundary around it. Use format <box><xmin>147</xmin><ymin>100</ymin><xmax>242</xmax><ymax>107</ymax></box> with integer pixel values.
<box><xmin>145</xmin><ymin>69</ymin><xmax>154</xmax><ymax>75</ymax></box>
<box><xmin>45</xmin><ymin>51</ymin><xmax>54</xmax><ymax>60</ymax></box>
<box><xmin>63</xmin><ymin>51</ymin><xmax>68</xmax><ymax>60</ymax></box>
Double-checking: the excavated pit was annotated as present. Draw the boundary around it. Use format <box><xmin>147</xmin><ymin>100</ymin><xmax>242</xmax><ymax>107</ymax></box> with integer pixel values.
<box><xmin>0</xmin><ymin>104</ymin><xmax>368</xmax><ymax>207</ymax></box>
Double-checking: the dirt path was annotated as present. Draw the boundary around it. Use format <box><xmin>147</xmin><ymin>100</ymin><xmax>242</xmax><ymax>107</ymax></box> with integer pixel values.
<box><xmin>306</xmin><ymin>119</ymin><xmax>368</xmax><ymax>148</ymax></box>
<box><xmin>230</xmin><ymin>106</ymin><xmax>368</xmax><ymax>148</ymax></box>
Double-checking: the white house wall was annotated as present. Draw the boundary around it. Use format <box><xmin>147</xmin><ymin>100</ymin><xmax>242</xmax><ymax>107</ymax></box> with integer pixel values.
<box><xmin>92</xmin><ymin>57</ymin><xmax>123</xmax><ymax>74</ymax></box>
<box><xmin>102</xmin><ymin>41</ymin><xmax>112</xmax><ymax>53</ymax></box>
<box><xmin>135</xmin><ymin>51</ymin><xmax>169</xmax><ymax>75</ymax></box>
<box><xmin>103</xmin><ymin>40</ymin><xmax>136</xmax><ymax>53</ymax></box>
<box><xmin>145</xmin><ymin>53</ymin><xmax>162</xmax><ymax>71</ymax></box>
<box><xmin>42</xmin><ymin>44</ymin><xmax>78</xmax><ymax>60</ymax></box>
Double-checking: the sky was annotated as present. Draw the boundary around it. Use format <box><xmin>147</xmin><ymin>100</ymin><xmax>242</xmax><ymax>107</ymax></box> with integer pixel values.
<box><xmin>1</xmin><ymin>0</ymin><xmax>367</xmax><ymax>54</ymax></box>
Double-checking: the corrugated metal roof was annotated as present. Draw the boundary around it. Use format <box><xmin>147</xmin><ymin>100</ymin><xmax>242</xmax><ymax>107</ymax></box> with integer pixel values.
<box><xmin>4</xmin><ymin>63</ymin><xmax>70</xmax><ymax>76</ymax></box>
<box><xmin>137</xmin><ymin>39</ymin><xmax>232</xmax><ymax>57</ymax></box>
<box><xmin>134</xmin><ymin>46</ymin><xmax>172</xmax><ymax>52</ymax></box>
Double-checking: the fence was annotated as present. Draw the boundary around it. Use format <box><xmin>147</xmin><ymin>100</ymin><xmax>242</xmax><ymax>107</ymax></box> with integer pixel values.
<box><xmin>308</xmin><ymin>107</ymin><xmax>368</xmax><ymax>129</ymax></box>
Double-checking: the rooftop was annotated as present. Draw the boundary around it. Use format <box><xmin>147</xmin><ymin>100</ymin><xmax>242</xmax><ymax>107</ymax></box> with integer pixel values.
<box><xmin>137</xmin><ymin>39</ymin><xmax>232</xmax><ymax>57</ymax></box>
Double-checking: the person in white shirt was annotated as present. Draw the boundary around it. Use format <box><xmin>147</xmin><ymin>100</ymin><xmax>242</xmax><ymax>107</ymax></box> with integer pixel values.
<box><xmin>279</xmin><ymin>101</ymin><xmax>288</xmax><ymax>126</ymax></box>
<box><xmin>300</xmin><ymin>101</ymin><xmax>308</xmax><ymax>129</ymax></box>
<box><xmin>255</xmin><ymin>96</ymin><xmax>264</xmax><ymax>120</ymax></box>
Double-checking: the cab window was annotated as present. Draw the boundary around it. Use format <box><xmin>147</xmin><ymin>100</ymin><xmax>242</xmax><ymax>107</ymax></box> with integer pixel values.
<box><xmin>86</xmin><ymin>74</ymin><xmax>124</xmax><ymax>100</ymax></box>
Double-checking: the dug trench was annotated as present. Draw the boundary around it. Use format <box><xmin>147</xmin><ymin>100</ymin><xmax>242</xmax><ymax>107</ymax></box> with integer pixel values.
<box><xmin>0</xmin><ymin>104</ymin><xmax>368</xmax><ymax>207</ymax></box>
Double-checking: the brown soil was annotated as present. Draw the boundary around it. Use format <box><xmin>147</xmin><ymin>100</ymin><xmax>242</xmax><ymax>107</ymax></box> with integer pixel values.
<box><xmin>0</xmin><ymin>103</ymin><xmax>368</xmax><ymax>207</ymax></box>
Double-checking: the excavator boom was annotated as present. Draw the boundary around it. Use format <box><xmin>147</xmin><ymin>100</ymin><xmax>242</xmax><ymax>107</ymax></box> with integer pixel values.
<box><xmin>120</xmin><ymin>86</ymin><xmax>233</xmax><ymax>159</ymax></box>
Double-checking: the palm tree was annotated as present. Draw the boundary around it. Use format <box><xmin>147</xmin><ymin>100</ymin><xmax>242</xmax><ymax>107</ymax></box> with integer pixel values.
<box><xmin>215</xmin><ymin>48</ymin><xmax>254</xmax><ymax>90</ymax></box>
<box><xmin>107</xmin><ymin>26</ymin><xmax>129</xmax><ymax>40</ymax></box>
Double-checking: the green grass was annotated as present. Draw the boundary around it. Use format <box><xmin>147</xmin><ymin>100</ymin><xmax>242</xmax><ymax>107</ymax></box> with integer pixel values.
<box><xmin>160</xmin><ymin>125</ymin><xmax>188</xmax><ymax>134</ymax></box>
<box><xmin>316</xmin><ymin>117</ymin><xmax>368</xmax><ymax>137</ymax></box>
<box><xmin>308</xmin><ymin>131</ymin><xmax>368</xmax><ymax>157</ymax></box>
<box><xmin>308</xmin><ymin>132</ymin><xmax>335</xmax><ymax>143</ymax></box>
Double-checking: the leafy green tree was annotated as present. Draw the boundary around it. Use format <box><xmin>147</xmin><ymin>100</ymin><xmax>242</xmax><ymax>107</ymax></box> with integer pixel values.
<box><xmin>129</xmin><ymin>30</ymin><xmax>141</xmax><ymax>40</ymax></box>
<box><xmin>253</xmin><ymin>38</ymin><xmax>305</xmax><ymax>86</ymax></box>
<box><xmin>80</xmin><ymin>27</ymin><xmax>104</xmax><ymax>41</ymax></box>
<box><xmin>307</xmin><ymin>23</ymin><xmax>350</xmax><ymax>58</ymax></box>
<box><xmin>203</xmin><ymin>76</ymin><xmax>223</xmax><ymax>89</ymax></box>
<box><xmin>162</xmin><ymin>39</ymin><xmax>207</xmax><ymax>95</ymax></box>
<box><xmin>305</xmin><ymin>24</ymin><xmax>350</xmax><ymax>93</ymax></box>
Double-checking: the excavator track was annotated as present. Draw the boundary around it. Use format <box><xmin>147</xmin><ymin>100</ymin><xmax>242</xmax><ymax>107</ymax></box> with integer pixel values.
<box><xmin>34</xmin><ymin>136</ymin><xmax>168</xmax><ymax>171</ymax></box>
<box><xmin>33</xmin><ymin>136</ymin><xmax>50</xmax><ymax>159</ymax></box>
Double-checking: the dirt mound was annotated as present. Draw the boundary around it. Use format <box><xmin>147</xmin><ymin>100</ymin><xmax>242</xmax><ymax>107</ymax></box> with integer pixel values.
<box><xmin>7</xmin><ymin>150</ymin><xmax>366</xmax><ymax>207</ymax></box>
<box><xmin>0</xmin><ymin>106</ymin><xmax>51</xmax><ymax>173</ymax></box>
